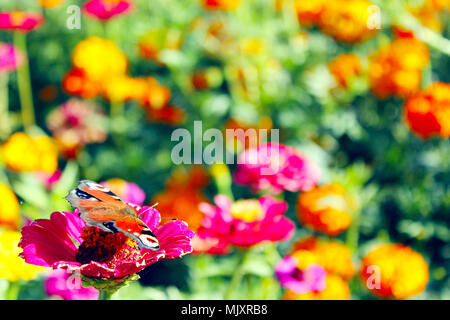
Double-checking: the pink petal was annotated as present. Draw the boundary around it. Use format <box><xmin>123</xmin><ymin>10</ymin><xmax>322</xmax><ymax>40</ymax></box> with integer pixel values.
<box><xmin>19</xmin><ymin>211</ymin><xmax>82</xmax><ymax>267</ymax></box>
<box><xmin>138</xmin><ymin>206</ymin><xmax>161</xmax><ymax>231</ymax></box>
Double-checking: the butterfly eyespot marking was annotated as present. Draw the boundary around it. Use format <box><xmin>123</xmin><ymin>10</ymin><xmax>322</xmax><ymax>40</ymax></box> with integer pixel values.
<box><xmin>102</xmin><ymin>222</ymin><xmax>118</xmax><ymax>233</ymax></box>
<box><xmin>76</xmin><ymin>189</ymin><xmax>99</xmax><ymax>201</ymax></box>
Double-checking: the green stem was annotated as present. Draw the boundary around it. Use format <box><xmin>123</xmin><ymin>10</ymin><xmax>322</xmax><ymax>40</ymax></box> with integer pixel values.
<box><xmin>6</xmin><ymin>281</ymin><xmax>21</xmax><ymax>300</ymax></box>
<box><xmin>98</xmin><ymin>290</ymin><xmax>113</xmax><ymax>300</ymax></box>
<box><xmin>395</xmin><ymin>13</ymin><xmax>450</xmax><ymax>56</ymax></box>
<box><xmin>111</xmin><ymin>100</ymin><xmax>124</xmax><ymax>119</ymax></box>
<box><xmin>13</xmin><ymin>31</ymin><xmax>36</xmax><ymax>131</ymax></box>
<box><xmin>210</xmin><ymin>164</ymin><xmax>234</xmax><ymax>201</ymax></box>
<box><xmin>0</xmin><ymin>166</ymin><xmax>12</xmax><ymax>188</ymax></box>
<box><xmin>0</xmin><ymin>73</ymin><xmax>10</xmax><ymax>139</ymax></box>
<box><xmin>224</xmin><ymin>250</ymin><xmax>249</xmax><ymax>300</ymax></box>
<box><xmin>110</xmin><ymin>101</ymin><xmax>125</xmax><ymax>147</ymax></box>
<box><xmin>346</xmin><ymin>207</ymin><xmax>360</xmax><ymax>253</ymax></box>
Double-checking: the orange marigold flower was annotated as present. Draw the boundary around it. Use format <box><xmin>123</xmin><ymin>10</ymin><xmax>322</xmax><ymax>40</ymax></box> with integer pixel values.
<box><xmin>139</xmin><ymin>77</ymin><xmax>171</xmax><ymax>110</ymax></box>
<box><xmin>369</xmin><ymin>37</ymin><xmax>429</xmax><ymax>99</ymax></box>
<box><xmin>404</xmin><ymin>82</ymin><xmax>450</xmax><ymax>139</ymax></box>
<box><xmin>63</xmin><ymin>67</ymin><xmax>101</xmax><ymax>99</ymax></box>
<box><xmin>1</xmin><ymin>132</ymin><xmax>58</xmax><ymax>173</ymax></box>
<box><xmin>152</xmin><ymin>166</ymin><xmax>209</xmax><ymax>231</ymax></box>
<box><xmin>360</xmin><ymin>244</ymin><xmax>429</xmax><ymax>299</ymax></box>
<box><xmin>295</xmin><ymin>0</ymin><xmax>378</xmax><ymax>43</ymax></box>
<box><xmin>319</xmin><ymin>0</ymin><xmax>378</xmax><ymax>43</ymax></box>
<box><xmin>294</xmin><ymin>0</ymin><xmax>325</xmax><ymax>26</ymax></box>
<box><xmin>147</xmin><ymin>105</ymin><xmax>186</xmax><ymax>125</ymax></box>
<box><xmin>0</xmin><ymin>182</ymin><xmax>20</xmax><ymax>230</ymax></box>
<box><xmin>328</xmin><ymin>53</ymin><xmax>362</xmax><ymax>88</ymax></box>
<box><xmin>291</xmin><ymin>236</ymin><xmax>356</xmax><ymax>280</ymax></box>
<box><xmin>284</xmin><ymin>273</ymin><xmax>350</xmax><ymax>300</ymax></box>
<box><xmin>297</xmin><ymin>184</ymin><xmax>355</xmax><ymax>236</ymax></box>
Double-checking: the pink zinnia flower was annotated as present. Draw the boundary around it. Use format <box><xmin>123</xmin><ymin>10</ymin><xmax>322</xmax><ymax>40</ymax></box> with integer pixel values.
<box><xmin>47</xmin><ymin>98</ymin><xmax>108</xmax><ymax>158</ymax></box>
<box><xmin>0</xmin><ymin>42</ymin><xmax>23</xmax><ymax>73</ymax></box>
<box><xmin>275</xmin><ymin>256</ymin><xmax>326</xmax><ymax>294</ymax></box>
<box><xmin>100</xmin><ymin>178</ymin><xmax>146</xmax><ymax>207</ymax></box>
<box><xmin>47</xmin><ymin>98</ymin><xmax>107</xmax><ymax>145</ymax></box>
<box><xmin>83</xmin><ymin>0</ymin><xmax>134</xmax><ymax>21</ymax></box>
<box><xmin>45</xmin><ymin>269</ymin><xmax>99</xmax><ymax>300</ymax></box>
<box><xmin>234</xmin><ymin>143</ymin><xmax>321</xmax><ymax>194</ymax></box>
<box><xmin>195</xmin><ymin>195</ymin><xmax>295</xmax><ymax>254</ymax></box>
<box><xmin>19</xmin><ymin>205</ymin><xmax>194</xmax><ymax>280</ymax></box>
<box><xmin>0</xmin><ymin>12</ymin><xmax>44</xmax><ymax>32</ymax></box>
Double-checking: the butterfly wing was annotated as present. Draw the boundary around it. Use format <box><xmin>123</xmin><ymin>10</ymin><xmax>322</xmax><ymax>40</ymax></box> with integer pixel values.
<box><xmin>114</xmin><ymin>216</ymin><xmax>160</xmax><ymax>250</ymax></box>
<box><xmin>66</xmin><ymin>180</ymin><xmax>160</xmax><ymax>250</ymax></box>
<box><xmin>65</xmin><ymin>180</ymin><xmax>136</xmax><ymax>230</ymax></box>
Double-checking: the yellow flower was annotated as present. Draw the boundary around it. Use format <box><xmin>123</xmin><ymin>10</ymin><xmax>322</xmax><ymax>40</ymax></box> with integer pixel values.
<box><xmin>72</xmin><ymin>37</ymin><xmax>128</xmax><ymax>82</ymax></box>
<box><xmin>284</xmin><ymin>274</ymin><xmax>350</xmax><ymax>300</ymax></box>
<box><xmin>360</xmin><ymin>244</ymin><xmax>429</xmax><ymax>299</ymax></box>
<box><xmin>102</xmin><ymin>76</ymin><xmax>148</xmax><ymax>103</ymax></box>
<box><xmin>294</xmin><ymin>0</ymin><xmax>325</xmax><ymax>26</ymax></box>
<box><xmin>39</xmin><ymin>0</ymin><xmax>64</xmax><ymax>8</ymax></box>
<box><xmin>230</xmin><ymin>199</ymin><xmax>265</xmax><ymax>222</ymax></box>
<box><xmin>1</xmin><ymin>132</ymin><xmax>58</xmax><ymax>173</ymax></box>
<box><xmin>297</xmin><ymin>184</ymin><xmax>355</xmax><ymax>236</ymax></box>
<box><xmin>202</xmin><ymin>0</ymin><xmax>241</xmax><ymax>11</ymax></box>
<box><xmin>294</xmin><ymin>0</ymin><xmax>378</xmax><ymax>43</ymax></box>
<box><xmin>0</xmin><ymin>183</ymin><xmax>20</xmax><ymax>230</ymax></box>
<box><xmin>0</xmin><ymin>230</ymin><xmax>45</xmax><ymax>281</ymax></box>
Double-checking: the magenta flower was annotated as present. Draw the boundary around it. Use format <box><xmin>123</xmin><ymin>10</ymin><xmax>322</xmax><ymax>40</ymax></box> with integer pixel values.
<box><xmin>83</xmin><ymin>0</ymin><xmax>134</xmax><ymax>21</ymax></box>
<box><xmin>19</xmin><ymin>205</ymin><xmax>194</xmax><ymax>281</ymax></box>
<box><xmin>275</xmin><ymin>256</ymin><xmax>326</xmax><ymax>294</ymax></box>
<box><xmin>234</xmin><ymin>143</ymin><xmax>321</xmax><ymax>194</ymax></box>
<box><xmin>36</xmin><ymin>170</ymin><xmax>62</xmax><ymax>191</ymax></box>
<box><xmin>195</xmin><ymin>195</ymin><xmax>295</xmax><ymax>254</ymax></box>
<box><xmin>47</xmin><ymin>98</ymin><xmax>108</xmax><ymax>158</ymax></box>
<box><xmin>0</xmin><ymin>12</ymin><xmax>44</xmax><ymax>32</ymax></box>
<box><xmin>45</xmin><ymin>269</ymin><xmax>99</xmax><ymax>300</ymax></box>
<box><xmin>0</xmin><ymin>42</ymin><xmax>23</xmax><ymax>74</ymax></box>
<box><xmin>100</xmin><ymin>178</ymin><xmax>146</xmax><ymax>207</ymax></box>
<box><xmin>47</xmin><ymin>98</ymin><xmax>107</xmax><ymax>146</ymax></box>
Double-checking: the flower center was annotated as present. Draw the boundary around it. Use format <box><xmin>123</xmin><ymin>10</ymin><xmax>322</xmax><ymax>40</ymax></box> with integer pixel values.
<box><xmin>230</xmin><ymin>199</ymin><xmax>264</xmax><ymax>222</ymax></box>
<box><xmin>10</xmin><ymin>12</ymin><xmax>26</xmax><ymax>27</ymax></box>
<box><xmin>312</xmin><ymin>194</ymin><xmax>348</xmax><ymax>212</ymax></box>
<box><xmin>75</xmin><ymin>227</ymin><xmax>139</xmax><ymax>265</ymax></box>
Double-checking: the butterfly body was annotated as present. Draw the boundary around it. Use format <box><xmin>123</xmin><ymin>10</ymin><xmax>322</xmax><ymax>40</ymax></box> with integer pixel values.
<box><xmin>65</xmin><ymin>180</ymin><xmax>160</xmax><ymax>250</ymax></box>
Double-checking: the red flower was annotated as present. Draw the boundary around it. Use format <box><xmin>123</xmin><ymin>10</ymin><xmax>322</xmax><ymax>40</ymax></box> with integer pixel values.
<box><xmin>83</xmin><ymin>0</ymin><xmax>134</xmax><ymax>21</ymax></box>
<box><xmin>0</xmin><ymin>12</ymin><xmax>44</xmax><ymax>32</ymax></box>
<box><xmin>404</xmin><ymin>82</ymin><xmax>450</xmax><ymax>139</ymax></box>
<box><xmin>19</xmin><ymin>206</ymin><xmax>194</xmax><ymax>280</ymax></box>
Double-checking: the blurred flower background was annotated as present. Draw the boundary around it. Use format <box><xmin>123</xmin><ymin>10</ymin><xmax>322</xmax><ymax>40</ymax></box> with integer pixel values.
<box><xmin>0</xmin><ymin>0</ymin><xmax>449</xmax><ymax>300</ymax></box>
